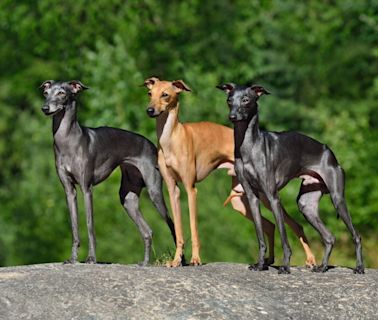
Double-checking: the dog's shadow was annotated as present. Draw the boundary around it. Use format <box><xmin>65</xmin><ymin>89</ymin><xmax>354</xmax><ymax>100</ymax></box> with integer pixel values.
<box><xmin>269</xmin><ymin>265</ymin><xmax>336</xmax><ymax>272</ymax></box>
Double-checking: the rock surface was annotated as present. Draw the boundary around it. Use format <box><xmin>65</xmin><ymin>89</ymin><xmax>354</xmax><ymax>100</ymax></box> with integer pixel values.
<box><xmin>0</xmin><ymin>263</ymin><xmax>376</xmax><ymax>319</ymax></box>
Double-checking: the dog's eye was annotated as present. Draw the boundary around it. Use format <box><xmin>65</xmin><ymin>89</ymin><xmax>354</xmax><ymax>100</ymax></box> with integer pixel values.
<box><xmin>43</xmin><ymin>91</ymin><xmax>48</xmax><ymax>96</ymax></box>
<box><xmin>227</xmin><ymin>98</ymin><xmax>232</xmax><ymax>104</ymax></box>
<box><xmin>148</xmin><ymin>92</ymin><xmax>151</xmax><ymax>97</ymax></box>
<box><xmin>161</xmin><ymin>92</ymin><xmax>169</xmax><ymax>98</ymax></box>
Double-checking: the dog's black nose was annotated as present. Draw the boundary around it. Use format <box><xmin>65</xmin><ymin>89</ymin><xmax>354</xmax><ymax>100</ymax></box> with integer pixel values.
<box><xmin>146</xmin><ymin>107</ymin><xmax>155</xmax><ymax>117</ymax></box>
<box><xmin>229</xmin><ymin>114</ymin><xmax>237</xmax><ymax>121</ymax></box>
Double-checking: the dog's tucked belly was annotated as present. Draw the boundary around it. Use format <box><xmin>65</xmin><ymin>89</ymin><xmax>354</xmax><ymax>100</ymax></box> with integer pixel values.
<box><xmin>196</xmin><ymin>165</ymin><xmax>217</xmax><ymax>182</ymax></box>
<box><xmin>93</xmin><ymin>162</ymin><xmax>117</xmax><ymax>185</ymax></box>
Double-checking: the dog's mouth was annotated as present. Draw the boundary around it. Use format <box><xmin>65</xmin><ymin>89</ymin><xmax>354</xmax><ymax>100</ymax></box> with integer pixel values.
<box><xmin>147</xmin><ymin>113</ymin><xmax>159</xmax><ymax>118</ymax></box>
<box><xmin>42</xmin><ymin>106</ymin><xmax>64</xmax><ymax>116</ymax></box>
<box><xmin>229</xmin><ymin>113</ymin><xmax>248</xmax><ymax>123</ymax></box>
<box><xmin>146</xmin><ymin>107</ymin><xmax>161</xmax><ymax>118</ymax></box>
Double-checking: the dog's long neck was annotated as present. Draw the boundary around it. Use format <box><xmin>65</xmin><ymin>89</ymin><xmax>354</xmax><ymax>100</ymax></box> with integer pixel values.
<box><xmin>156</xmin><ymin>103</ymin><xmax>180</xmax><ymax>149</ymax></box>
<box><xmin>53</xmin><ymin>100</ymin><xmax>82</xmax><ymax>141</ymax></box>
<box><xmin>234</xmin><ymin>109</ymin><xmax>261</xmax><ymax>158</ymax></box>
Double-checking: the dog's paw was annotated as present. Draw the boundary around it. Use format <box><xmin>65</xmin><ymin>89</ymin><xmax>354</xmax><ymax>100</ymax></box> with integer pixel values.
<box><xmin>63</xmin><ymin>258</ymin><xmax>78</xmax><ymax>265</ymax></box>
<box><xmin>264</xmin><ymin>257</ymin><xmax>274</xmax><ymax>266</ymax></box>
<box><xmin>166</xmin><ymin>258</ymin><xmax>182</xmax><ymax>268</ymax></box>
<box><xmin>305</xmin><ymin>256</ymin><xmax>317</xmax><ymax>268</ymax></box>
<box><xmin>248</xmin><ymin>263</ymin><xmax>269</xmax><ymax>271</ymax></box>
<box><xmin>353</xmin><ymin>265</ymin><xmax>365</xmax><ymax>274</ymax></box>
<box><xmin>278</xmin><ymin>266</ymin><xmax>291</xmax><ymax>274</ymax></box>
<box><xmin>85</xmin><ymin>256</ymin><xmax>97</xmax><ymax>264</ymax></box>
<box><xmin>190</xmin><ymin>257</ymin><xmax>202</xmax><ymax>266</ymax></box>
<box><xmin>312</xmin><ymin>264</ymin><xmax>329</xmax><ymax>273</ymax></box>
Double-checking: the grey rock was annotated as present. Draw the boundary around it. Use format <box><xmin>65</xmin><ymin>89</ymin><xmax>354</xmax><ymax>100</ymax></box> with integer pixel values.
<box><xmin>0</xmin><ymin>263</ymin><xmax>376</xmax><ymax>320</ymax></box>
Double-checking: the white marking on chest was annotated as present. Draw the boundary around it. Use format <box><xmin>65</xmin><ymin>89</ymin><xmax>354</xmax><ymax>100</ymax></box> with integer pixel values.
<box><xmin>159</xmin><ymin>112</ymin><xmax>176</xmax><ymax>148</ymax></box>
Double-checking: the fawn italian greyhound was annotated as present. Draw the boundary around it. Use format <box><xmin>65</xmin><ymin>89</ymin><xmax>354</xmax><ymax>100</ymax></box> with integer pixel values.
<box><xmin>40</xmin><ymin>80</ymin><xmax>175</xmax><ymax>265</ymax></box>
<box><xmin>143</xmin><ymin>77</ymin><xmax>316</xmax><ymax>267</ymax></box>
<box><xmin>217</xmin><ymin>82</ymin><xmax>364</xmax><ymax>274</ymax></box>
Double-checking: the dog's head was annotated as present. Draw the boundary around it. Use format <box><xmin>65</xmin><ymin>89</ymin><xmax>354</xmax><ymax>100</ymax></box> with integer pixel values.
<box><xmin>216</xmin><ymin>83</ymin><xmax>269</xmax><ymax>122</ymax></box>
<box><xmin>40</xmin><ymin>80</ymin><xmax>88</xmax><ymax>116</ymax></box>
<box><xmin>142</xmin><ymin>77</ymin><xmax>191</xmax><ymax>117</ymax></box>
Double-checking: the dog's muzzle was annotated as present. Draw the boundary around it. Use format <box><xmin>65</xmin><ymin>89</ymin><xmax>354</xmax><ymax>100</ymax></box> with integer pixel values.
<box><xmin>146</xmin><ymin>107</ymin><xmax>157</xmax><ymax>118</ymax></box>
<box><xmin>41</xmin><ymin>105</ymin><xmax>50</xmax><ymax>114</ymax></box>
<box><xmin>41</xmin><ymin>104</ymin><xmax>64</xmax><ymax>116</ymax></box>
<box><xmin>229</xmin><ymin>113</ymin><xmax>237</xmax><ymax>122</ymax></box>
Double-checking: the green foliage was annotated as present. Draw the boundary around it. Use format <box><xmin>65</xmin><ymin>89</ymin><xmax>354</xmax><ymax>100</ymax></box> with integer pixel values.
<box><xmin>0</xmin><ymin>0</ymin><xmax>377</xmax><ymax>268</ymax></box>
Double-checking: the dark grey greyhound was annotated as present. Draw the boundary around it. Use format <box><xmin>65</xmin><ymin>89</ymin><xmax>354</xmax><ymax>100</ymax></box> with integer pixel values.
<box><xmin>40</xmin><ymin>80</ymin><xmax>175</xmax><ymax>265</ymax></box>
<box><xmin>217</xmin><ymin>83</ymin><xmax>364</xmax><ymax>274</ymax></box>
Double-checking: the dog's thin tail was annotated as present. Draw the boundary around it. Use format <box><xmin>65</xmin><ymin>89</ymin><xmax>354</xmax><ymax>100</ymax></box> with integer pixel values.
<box><xmin>223</xmin><ymin>192</ymin><xmax>244</xmax><ymax>207</ymax></box>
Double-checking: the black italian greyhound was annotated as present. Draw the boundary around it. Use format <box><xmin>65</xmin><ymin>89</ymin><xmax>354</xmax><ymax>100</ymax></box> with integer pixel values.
<box><xmin>40</xmin><ymin>80</ymin><xmax>175</xmax><ymax>265</ymax></box>
<box><xmin>217</xmin><ymin>83</ymin><xmax>364</xmax><ymax>274</ymax></box>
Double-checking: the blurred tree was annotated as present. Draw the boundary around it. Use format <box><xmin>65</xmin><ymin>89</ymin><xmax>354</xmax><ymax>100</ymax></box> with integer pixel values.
<box><xmin>0</xmin><ymin>0</ymin><xmax>377</xmax><ymax>267</ymax></box>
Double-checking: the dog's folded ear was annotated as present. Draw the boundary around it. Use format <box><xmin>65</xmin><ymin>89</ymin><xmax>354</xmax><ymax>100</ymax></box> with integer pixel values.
<box><xmin>250</xmin><ymin>85</ymin><xmax>270</xmax><ymax>97</ymax></box>
<box><xmin>69</xmin><ymin>80</ymin><xmax>89</xmax><ymax>94</ymax></box>
<box><xmin>39</xmin><ymin>80</ymin><xmax>54</xmax><ymax>90</ymax></box>
<box><xmin>216</xmin><ymin>83</ymin><xmax>235</xmax><ymax>94</ymax></box>
<box><xmin>143</xmin><ymin>77</ymin><xmax>160</xmax><ymax>89</ymax></box>
<box><xmin>172</xmin><ymin>80</ymin><xmax>192</xmax><ymax>93</ymax></box>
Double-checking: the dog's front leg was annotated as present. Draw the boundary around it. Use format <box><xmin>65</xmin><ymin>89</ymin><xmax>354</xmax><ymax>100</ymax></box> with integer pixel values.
<box><xmin>83</xmin><ymin>185</ymin><xmax>96</xmax><ymax>264</ymax></box>
<box><xmin>260</xmin><ymin>193</ymin><xmax>316</xmax><ymax>267</ymax></box>
<box><xmin>235</xmin><ymin>161</ymin><xmax>267</xmax><ymax>270</ymax></box>
<box><xmin>166</xmin><ymin>183</ymin><xmax>184</xmax><ymax>267</ymax></box>
<box><xmin>158</xmin><ymin>153</ymin><xmax>184</xmax><ymax>267</ymax></box>
<box><xmin>245</xmin><ymin>190</ymin><xmax>267</xmax><ymax>271</ymax></box>
<box><xmin>265</xmin><ymin>192</ymin><xmax>292</xmax><ymax>274</ymax></box>
<box><xmin>59</xmin><ymin>173</ymin><xmax>80</xmax><ymax>264</ymax></box>
<box><xmin>186</xmin><ymin>183</ymin><xmax>201</xmax><ymax>266</ymax></box>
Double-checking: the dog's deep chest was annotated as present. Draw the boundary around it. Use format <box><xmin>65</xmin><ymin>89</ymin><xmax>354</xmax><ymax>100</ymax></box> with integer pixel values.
<box><xmin>159</xmin><ymin>146</ymin><xmax>183</xmax><ymax>182</ymax></box>
<box><xmin>240</xmin><ymin>137</ymin><xmax>263</xmax><ymax>169</ymax></box>
<box><xmin>54</xmin><ymin>141</ymin><xmax>89</xmax><ymax>179</ymax></box>
<box><xmin>158</xmin><ymin>121</ymin><xmax>189</xmax><ymax>181</ymax></box>
<box><xmin>238</xmin><ymin>156</ymin><xmax>260</xmax><ymax>188</ymax></box>
<box><xmin>237</xmin><ymin>134</ymin><xmax>272</xmax><ymax>190</ymax></box>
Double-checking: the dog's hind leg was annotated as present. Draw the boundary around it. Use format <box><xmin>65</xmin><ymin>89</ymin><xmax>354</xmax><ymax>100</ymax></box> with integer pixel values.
<box><xmin>283</xmin><ymin>212</ymin><xmax>316</xmax><ymax>268</ymax></box>
<box><xmin>146</xmin><ymin>168</ymin><xmax>176</xmax><ymax>244</ymax></box>
<box><xmin>136</xmin><ymin>158</ymin><xmax>176</xmax><ymax>245</ymax></box>
<box><xmin>321</xmin><ymin>165</ymin><xmax>364</xmax><ymax>274</ymax></box>
<box><xmin>119</xmin><ymin>164</ymin><xmax>152</xmax><ymax>266</ymax></box>
<box><xmin>297</xmin><ymin>187</ymin><xmax>334</xmax><ymax>272</ymax></box>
